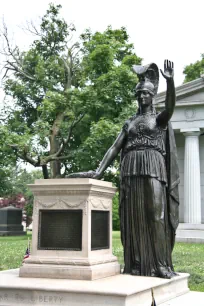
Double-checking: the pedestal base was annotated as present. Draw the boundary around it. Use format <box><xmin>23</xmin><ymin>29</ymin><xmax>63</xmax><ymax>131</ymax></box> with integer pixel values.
<box><xmin>0</xmin><ymin>269</ymin><xmax>189</xmax><ymax>306</ymax></box>
<box><xmin>19</xmin><ymin>261</ymin><xmax>120</xmax><ymax>280</ymax></box>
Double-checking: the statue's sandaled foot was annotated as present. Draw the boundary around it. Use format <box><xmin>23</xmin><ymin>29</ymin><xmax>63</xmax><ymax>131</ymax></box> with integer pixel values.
<box><xmin>131</xmin><ymin>269</ymin><xmax>140</xmax><ymax>276</ymax></box>
<box><xmin>157</xmin><ymin>266</ymin><xmax>172</xmax><ymax>279</ymax></box>
<box><xmin>172</xmin><ymin>271</ymin><xmax>179</xmax><ymax>277</ymax></box>
<box><xmin>167</xmin><ymin>267</ymin><xmax>178</xmax><ymax>277</ymax></box>
<box><xmin>150</xmin><ymin>270</ymin><xmax>157</xmax><ymax>277</ymax></box>
<box><xmin>130</xmin><ymin>263</ymin><xmax>141</xmax><ymax>276</ymax></box>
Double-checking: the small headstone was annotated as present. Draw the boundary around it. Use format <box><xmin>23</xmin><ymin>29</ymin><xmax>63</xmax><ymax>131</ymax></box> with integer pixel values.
<box><xmin>0</xmin><ymin>206</ymin><xmax>26</xmax><ymax>236</ymax></box>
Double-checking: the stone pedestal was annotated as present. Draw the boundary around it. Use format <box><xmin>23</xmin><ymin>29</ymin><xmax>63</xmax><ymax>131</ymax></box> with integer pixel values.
<box><xmin>0</xmin><ymin>206</ymin><xmax>25</xmax><ymax>236</ymax></box>
<box><xmin>0</xmin><ymin>269</ymin><xmax>190</xmax><ymax>306</ymax></box>
<box><xmin>19</xmin><ymin>179</ymin><xmax>120</xmax><ymax>280</ymax></box>
<box><xmin>182</xmin><ymin>129</ymin><xmax>201</xmax><ymax>224</ymax></box>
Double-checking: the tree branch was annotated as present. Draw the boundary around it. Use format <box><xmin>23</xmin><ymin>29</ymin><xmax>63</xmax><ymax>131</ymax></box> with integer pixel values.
<box><xmin>6</xmin><ymin>60</ymin><xmax>35</xmax><ymax>80</ymax></box>
<box><xmin>55</xmin><ymin>113</ymin><xmax>85</xmax><ymax>157</ymax></box>
<box><xmin>50</xmin><ymin>112</ymin><xmax>65</xmax><ymax>138</ymax></box>
<box><xmin>1</xmin><ymin>21</ymin><xmax>35</xmax><ymax>81</ymax></box>
<box><xmin>10</xmin><ymin>145</ymin><xmax>40</xmax><ymax>167</ymax></box>
<box><xmin>62</xmin><ymin>56</ymin><xmax>72</xmax><ymax>91</ymax></box>
<box><xmin>45</xmin><ymin>154</ymin><xmax>72</xmax><ymax>162</ymax></box>
<box><xmin>23</xmin><ymin>20</ymin><xmax>42</xmax><ymax>37</ymax></box>
<box><xmin>45</xmin><ymin>113</ymin><xmax>85</xmax><ymax>164</ymax></box>
<box><xmin>42</xmin><ymin>165</ymin><xmax>49</xmax><ymax>179</ymax></box>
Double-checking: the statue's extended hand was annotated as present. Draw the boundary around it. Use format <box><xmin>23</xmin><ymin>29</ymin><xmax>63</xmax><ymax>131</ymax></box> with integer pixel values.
<box><xmin>67</xmin><ymin>170</ymin><xmax>101</xmax><ymax>179</ymax></box>
<box><xmin>160</xmin><ymin>60</ymin><xmax>174</xmax><ymax>80</ymax></box>
<box><xmin>92</xmin><ymin>171</ymin><xmax>102</xmax><ymax>180</ymax></box>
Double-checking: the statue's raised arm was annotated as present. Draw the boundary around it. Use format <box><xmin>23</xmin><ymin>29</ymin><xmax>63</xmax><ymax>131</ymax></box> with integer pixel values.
<box><xmin>157</xmin><ymin>60</ymin><xmax>175</xmax><ymax>126</ymax></box>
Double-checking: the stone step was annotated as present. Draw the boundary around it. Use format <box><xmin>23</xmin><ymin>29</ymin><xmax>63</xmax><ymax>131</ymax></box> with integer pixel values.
<box><xmin>176</xmin><ymin>223</ymin><xmax>204</xmax><ymax>243</ymax></box>
<box><xmin>0</xmin><ymin>269</ymin><xmax>189</xmax><ymax>306</ymax></box>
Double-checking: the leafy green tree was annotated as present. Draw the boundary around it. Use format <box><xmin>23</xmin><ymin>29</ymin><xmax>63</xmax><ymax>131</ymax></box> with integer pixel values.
<box><xmin>183</xmin><ymin>54</ymin><xmax>204</xmax><ymax>82</ymax></box>
<box><xmin>0</xmin><ymin>126</ymin><xmax>17</xmax><ymax>196</ymax></box>
<box><xmin>0</xmin><ymin>166</ymin><xmax>13</xmax><ymax>197</ymax></box>
<box><xmin>1</xmin><ymin>4</ymin><xmax>141</xmax><ymax>179</ymax></box>
<box><xmin>9</xmin><ymin>169</ymin><xmax>43</xmax><ymax>217</ymax></box>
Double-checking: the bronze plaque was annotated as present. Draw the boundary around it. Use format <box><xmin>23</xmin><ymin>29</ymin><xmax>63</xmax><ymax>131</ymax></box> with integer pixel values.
<box><xmin>38</xmin><ymin>210</ymin><xmax>82</xmax><ymax>250</ymax></box>
<box><xmin>91</xmin><ymin>211</ymin><xmax>109</xmax><ymax>250</ymax></box>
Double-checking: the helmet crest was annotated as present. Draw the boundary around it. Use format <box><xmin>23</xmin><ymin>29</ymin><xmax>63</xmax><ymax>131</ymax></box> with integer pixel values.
<box><xmin>133</xmin><ymin>63</ymin><xmax>159</xmax><ymax>96</ymax></box>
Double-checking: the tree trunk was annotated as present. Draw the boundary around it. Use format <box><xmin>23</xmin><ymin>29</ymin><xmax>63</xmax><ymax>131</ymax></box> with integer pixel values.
<box><xmin>49</xmin><ymin>135</ymin><xmax>61</xmax><ymax>178</ymax></box>
<box><xmin>42</xmin><ymin>165</ymin><xmax>49</xmax><ymax>179</ymax></box>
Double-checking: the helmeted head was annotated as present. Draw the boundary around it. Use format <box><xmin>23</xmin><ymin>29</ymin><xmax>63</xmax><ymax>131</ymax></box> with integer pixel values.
<box><xmin>133</xmin><ymin>63</ymin><xmax>159</xmax><ymax>112</ymax></box>
<box><xmin>135</xmin><ymin>78</ymin><xmax>155</xmax><ymax>96</ymax></box>
<box><xmin>133</xmin><ymin>63</ymin><xmax>159</xmax><ymax>96</ymax></box>
<box><xmin>135</xmin><ymin>78</ymin><xmax>155</xmax><ymax>108</ymax></box>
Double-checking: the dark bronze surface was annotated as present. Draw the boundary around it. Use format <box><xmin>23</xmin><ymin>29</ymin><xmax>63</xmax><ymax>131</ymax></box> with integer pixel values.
<box><xmin>38</xmin><ymin>210</ymin><xmax>82</xmax><ymax>250</ymax></box>
<box><xmin>91</xmin><ymin>211</ymin><xmax>109</xmax><ymax>250</ymax></box>
<box><xmin>67</xmin><ymin>60</ymin><xmax>179</xmax><ymax>279</ymax></box>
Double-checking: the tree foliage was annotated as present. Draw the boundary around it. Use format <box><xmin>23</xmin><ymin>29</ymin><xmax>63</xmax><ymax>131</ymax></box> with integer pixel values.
<box><xmin>183</xmin><ymin>54</ymin><xmax>204</xmax><ymax>83</ymax></box>
<box><xmin>1</xmin><ymin>4</ymin><xmax>141</xmax><ymax>179</ymax></box>
<box><xmin>0</xmin><ymin>126</ymin><xmax>17</xmax><ymax>196</ymax></box>
<box><xmin>0</xmin><ymin>168</ymin><xmax>43</xmax><ymax>217</ymax></box>
<box><xmin>10</xmin><ymin>169</ymin><xmax>43</xmax><ymax>217</ymax></box>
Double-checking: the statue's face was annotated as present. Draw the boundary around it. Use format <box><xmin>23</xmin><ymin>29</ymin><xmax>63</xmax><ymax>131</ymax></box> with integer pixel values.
<box><xmin>137</xmin><ymin>90</ymin><xmax>152</xmax><ymax>107</ymax></box>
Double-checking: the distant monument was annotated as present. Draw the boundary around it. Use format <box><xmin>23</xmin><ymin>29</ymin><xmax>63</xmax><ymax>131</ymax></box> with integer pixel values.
<box><xmin>0</xmin><ymin>206</ymin><xmax>25</xmax><ymax>236</ymax></box>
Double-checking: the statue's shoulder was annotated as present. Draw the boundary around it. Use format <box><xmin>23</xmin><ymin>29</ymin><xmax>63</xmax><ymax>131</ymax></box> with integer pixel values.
<box><xmin>122</xmin><ymin>113</ymin><xmax>138</xmax><ymax>132</ymax></box>
<box><xmin>129</xmin><ymin>113</ymin><xmax>138</xmax><ymax>122</ymax></box>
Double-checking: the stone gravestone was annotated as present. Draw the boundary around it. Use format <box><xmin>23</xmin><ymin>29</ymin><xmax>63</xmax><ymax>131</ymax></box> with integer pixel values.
<box><xmin>0</xmin><ymin>206</ymin><xmax>25</xmax><ymax>236</ymax></box>
<box><xmin>19</xmin><ymin>178</ymin><xmax>120</xmax><ymax>280</ymax></box>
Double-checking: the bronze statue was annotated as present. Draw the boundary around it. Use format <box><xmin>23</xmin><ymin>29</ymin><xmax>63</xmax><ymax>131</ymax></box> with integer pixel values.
<box><xmin>69</xmin><ymin>60</ymin><xmax>179</xmax><ymax>279</ymax></box>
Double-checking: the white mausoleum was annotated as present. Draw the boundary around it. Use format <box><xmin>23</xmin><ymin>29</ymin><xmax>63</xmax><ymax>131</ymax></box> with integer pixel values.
<box><xmin>156</xmin><ymin>77</ymin><xmax>204</xmax><ymax>243</ymax></box>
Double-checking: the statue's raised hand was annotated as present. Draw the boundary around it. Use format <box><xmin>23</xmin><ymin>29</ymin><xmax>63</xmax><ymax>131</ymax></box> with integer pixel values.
<box><xmin>160</xmin><ymin>60</ymin><xmax>174</xmax><ymax>80</ymax></box>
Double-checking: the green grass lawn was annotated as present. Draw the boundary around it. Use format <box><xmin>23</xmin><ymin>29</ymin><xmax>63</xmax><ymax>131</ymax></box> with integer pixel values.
<box><xmin>0</xmin><ymin>231</ymin><xmax>203</xmax><ymax>292</ymax></box>
<box><xmin>0</xmin><ymin>233</ymin><xmax>32</xmax><ymax>271</ymax></box>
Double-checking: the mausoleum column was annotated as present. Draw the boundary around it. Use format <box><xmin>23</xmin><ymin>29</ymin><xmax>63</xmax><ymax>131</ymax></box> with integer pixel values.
<box><xmin>181</xmin><ymin>128</ymin><xmax>201</xmax><ymax>224</ymax></box>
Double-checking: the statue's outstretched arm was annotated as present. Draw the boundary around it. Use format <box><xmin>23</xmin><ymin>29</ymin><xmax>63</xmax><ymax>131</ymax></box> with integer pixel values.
<box><xmin>68</xmin><ymin>130</ymin><xmax>126</xmax><ymax>179</ymax></box>
<box><xmin>157</xmin><ymin>60</ymin><xmax>175</xmax><ymax>126</ymax></box>
<box><xmin>94</xmin><ymin>130</ymin><xmax>126</xmax><ymax>179</ymax></box>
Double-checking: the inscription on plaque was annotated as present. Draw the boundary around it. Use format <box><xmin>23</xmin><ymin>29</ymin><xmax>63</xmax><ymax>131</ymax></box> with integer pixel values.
<box><xmin>38</xmin><ymin>210</ymin><xmax>82</xmax><ymax>250</ymax></box>
<box><xmin>91</xmin><ymin>210</ymin><xmax>109</xmax><ymax>250</ymax></box>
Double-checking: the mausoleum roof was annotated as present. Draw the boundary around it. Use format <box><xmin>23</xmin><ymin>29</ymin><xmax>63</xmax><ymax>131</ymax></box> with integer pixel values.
<box><xmin>155</xmin><ymin>77</ymin><xmax>204</xmax><ymax>107</ymax></box>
